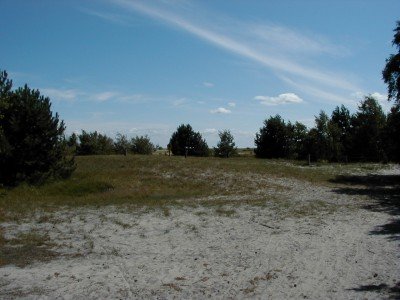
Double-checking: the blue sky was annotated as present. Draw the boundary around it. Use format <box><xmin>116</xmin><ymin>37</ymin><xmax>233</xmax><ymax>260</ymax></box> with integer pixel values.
<box><xmin>1</xmin><ymin>0</ymin><xmax>399</xmax><ymax>147</ymax></box>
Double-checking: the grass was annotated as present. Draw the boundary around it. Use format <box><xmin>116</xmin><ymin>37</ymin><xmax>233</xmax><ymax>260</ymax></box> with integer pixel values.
<box><xmin>0</xmin><ymin>229</ymin><xmax>57</xmax><ymax>267</ymax></box>
<box><xmin>0</xmin><ymin>155</ymin><xmax>389</xmax><ymax>222</ymax></box>
<box><xmin>215</xmin><ymin>207</ymin><xmax>236</xmax><ymax>217</ymax></box>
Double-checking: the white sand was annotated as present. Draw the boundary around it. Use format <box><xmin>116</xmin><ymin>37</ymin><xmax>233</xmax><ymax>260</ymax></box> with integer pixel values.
<box><xmin>1</xmin><ymin>172</ymin><xmax>399</xmax><ymax>299</ymax></box>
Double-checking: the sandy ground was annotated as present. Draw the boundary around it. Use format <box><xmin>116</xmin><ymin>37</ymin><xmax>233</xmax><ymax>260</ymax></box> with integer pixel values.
<box><xmin>1</xmin><ymin>172</ymin><xmax>399</xmax><ymax>299</ymax></box>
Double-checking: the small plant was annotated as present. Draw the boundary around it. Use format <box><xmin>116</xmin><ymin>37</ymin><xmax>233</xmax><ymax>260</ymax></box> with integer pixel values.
<box><xmin>162</xmin><ymin>207</ymin><xmax>171</xmax><ymax>217</ymax></box>
<box><xmin>215</xmin><ymin>207</ymin><xmax>235</xmax><ymax>217</ymax></box>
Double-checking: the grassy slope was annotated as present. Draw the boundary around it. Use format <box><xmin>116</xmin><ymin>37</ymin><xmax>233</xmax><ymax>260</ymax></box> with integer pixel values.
<box><xmin>0</xmin><ymin>155</ymin><xmax>385</xmax><ymax>222</ymax></box>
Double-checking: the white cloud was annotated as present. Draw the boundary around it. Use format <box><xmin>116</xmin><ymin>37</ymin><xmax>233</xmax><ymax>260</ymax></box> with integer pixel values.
<box><xmin>351</xmin><ymin>91</ymin><xmax>390</xmax><ymax>112</ymax></box>
<box><xmin>228</xmin><ymin>102</ymin><xmax>236</xmax><ymax>107</ymax></box>
<box><xmin>203</xmin><ymin>128</ymin><xmax>218</xmax><ymax>134</ymax></box>
<box><xmin>203</xmin><ymin>81</ymin><xmax>214</xmax><ymax>87</ymax></box>
<box><xmin>281</xmin><ymin>76</ymin><xmax>356</xmax><ymax>105</ymax></box>
<box><xmin>351</xmin><ymin>91</ymin><xmax>364</xmax><ymax>100</ymax></box>
<box><xmin>41</xmin><ymin>88</ymin><xmax>80</xmax><ymax>101</ymax></box>
<box><xmin>210</xmin><ymin>107</ymin><xmax>231</xmax><ymax>114</ymax></box>
<box><xmin>92</xmin><ymin>92</ymin><xmax>119</xmax><ymax>102</ymax></box>
<box><xmin>173</xmin><ymin>97</ymin><xmax>187</xmax><ymax>106</ymax></box>
<box><xmin>370</xmin><ymin>92</ymin><xmax>387</xmax><ymax>102</ymax></box>
<box><xmin>255</xmin><ymin>93</ymin><xmax>303</xmax><ymax>106</ymax></box>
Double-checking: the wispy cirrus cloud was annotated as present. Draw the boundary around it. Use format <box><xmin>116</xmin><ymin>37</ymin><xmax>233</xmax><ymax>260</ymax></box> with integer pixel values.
<box><xmin>91</xmin><ymin>91</ymin><xmax>120</xmax><ymax>102</ymax></box>
<box><xmin>80</xmin><ymin>8</ymin><xmax>131</xmax><ymax>26</ymax></box>
<box><xmin>41</xmin><ymin>88</ymin><xmax>82</xmax><ymax>101</ymax></box>
<box><xmin>255</xmin><ymin>93</ymin><xmax>303</xmax><ymax>106</ymax></box>
<box><xmin>250</xmin><ymin>24</ymin><xmax>350</xmax><ymax>57</ymax></box>
<box><xmin>41</xmin><ymin>87</ymin><xmax>149</xmax><ymax>104</ymax></box>
<box><xmin>108</xmin><ymin>0</ymin><xmax>359</xmax><ymax>98</ymax></box>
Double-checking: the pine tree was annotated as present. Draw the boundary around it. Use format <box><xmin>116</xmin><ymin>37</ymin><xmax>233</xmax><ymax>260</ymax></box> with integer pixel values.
<box><xmin>169</xmin><ymin>124</ymin><xmax>209</xmax><ymax>157</ymax></box>
<box><xmin>0</xmin><ymin>71</ymin><xmax>75</xmax><ymax>185</ymax></box>
<box><xmin>350</xmin><ymin>96</ymin><xmax>386</xmax><ymax>161</ymax></box>
<box><xmin>382</xmin><ymin>20</ymin><xmax>400</xmax><ymax>103</ymax></box>
<box><xmin>214</xmin><ymin>130</ymin><xmax>237</xmax><ymax>158</ymax></box>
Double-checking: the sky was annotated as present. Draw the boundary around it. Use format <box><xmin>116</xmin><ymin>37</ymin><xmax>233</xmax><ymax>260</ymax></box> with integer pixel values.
<box><xmin>1</xmin><ymin>0</ymin><xmax>399</xmax><ymax>147</ymax></box>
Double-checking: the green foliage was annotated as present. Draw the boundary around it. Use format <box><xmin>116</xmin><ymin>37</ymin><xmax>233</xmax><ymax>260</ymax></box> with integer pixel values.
<box><xmin>382</xmin><ymin>20</ymin><xmax>400</xmax><ymax>103</ymax></box>
<box><xmin>254</xmin><ymin>115</ymin><xmax>293</xmax><ymax>158</ymax></box>
<box><xmin>0</xmin><ymin>71</ymin><xmax>75</xmax><ymax>185</ymax></box>
<box><xmin>214</xmin><ymin>130</ymin><xmax>237</xmax><ymax>158</ymax></box>
<box><xmin>66</xmin><ymin>133</ymin><xmax>78</xmax><ymax>155</ymax></box>
<box><xmin>76</xmin><ymin>130</ymin><xmax>114</xmax><ymax>155</ymax></box>
<box><xmin>131</xmin><ymin>135</ymin><xmax>155</xmax><ymax>155</ymax></box>
<box><xmin>0</xmin><ymin>70</ymin><xmax>12</xmax><ymax>156</ymax></box>
<box><xmin>169</xmin><ymin>124</ymin><xmax>209</xmax><ymax>157</ymax></box>
<box><xmin>385</xmin><ymin>104</ymin><xmax>400</xmax><ymax>162</ymax></box>
<box><xmin>314</xmin><ymin>111</ymin><xmax>330</xmax><ymax>161</ymax></box>
<box><xmin>289</xmin><ymin>122</ymin><xmax>308</xmax><ymax>159</ymax></box>
<box><xmin>114</xmin><ymin>133</ymin><xmax>129</xmax><ymax>155</ymax></box>
<box><xmin>329</xmin><ymin>105</ymin><xmax>352</xmax><ymax>161</ymax></box>
<box><xmin>350</xmin><ymin>96</ymin><xmax>387</xmax><ymax>161</ymax></box>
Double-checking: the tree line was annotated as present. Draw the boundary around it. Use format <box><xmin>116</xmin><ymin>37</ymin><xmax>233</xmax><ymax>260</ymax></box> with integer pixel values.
<box><xmin>255</xmin><ymin>96</ymin><xmax>399</xmax><ymax>162</ymax></box>
<box><xmin>66</xmin><ymin>131</ymin><xmax>158</xmax><ymax>156</ymax></box>
<box><xmin>65</xmin><ymin>93</ymin><xmax>399</xmax><ymax>164</ymax></box>
<box><xmin>65</xmin><ymin>124</ymin><xmax>237</xmax><ymax>158</ymax></box>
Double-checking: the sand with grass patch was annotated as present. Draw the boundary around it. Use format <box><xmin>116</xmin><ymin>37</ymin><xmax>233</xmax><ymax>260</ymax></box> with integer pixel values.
<box><xmin>1</xmin><ymin>206</ymin><xmax>399</xmax><ymax>298</ymax></box>
<box><xmin>0</xmin><ymin>163</ymin><xmax>399</xmax><ymax>299</ymax></box>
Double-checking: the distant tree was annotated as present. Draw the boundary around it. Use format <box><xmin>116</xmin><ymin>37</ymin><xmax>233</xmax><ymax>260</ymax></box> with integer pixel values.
<box><xmin>289</xmin><ymin>121</ymin><xmax>308</xmax><ymax>159</ymax></box>
<box><xmin>304</xmin><ymin>128</ymin><xmax>319</xmax><ymax>162</ymax></box>
<box><xmin>254</xmin><ymin>115</ymin><xmax>291</xmax><ymax>158</ymax></box>
<box><xmin>384</xmin><ymin>104</ymin><xmax>400</xmax><ymax>162</ymax></box>
<box><xmin>76</xmin><ymin>130</ymin><xmax>114</xmax><ymax>155</ymax></box>
<box><xmin>314</xmin><ymin>111</ymin><xmax>330</xmax><ymax>161</ymax></box>
<box><xmin>66</xmin><ymin>133</ymin><xmax>78</xmax><ymax>155</ymax></box>
<box><xmin>330</xmin><ymin>105</ymin><xmax>352</xmax><ymax>161</ymax></box>
<box><xmin>114</xmin><ymin>133</ymin><xmax>130</xmax><ymax>155</ymax></box>
<box><xmin>0</xmin><ymin>70</ymin><xmax>12</xmax><ymax>156</ymax></box>
<box><xmin>214</xmin><ymin>130</ymin><xmax>237</xmax><ymax>158</ymax></box>
<box><xmin>350</xmin><ymin>96</ymin><xmax>387</xmax><ymax>161</ymax></box>
<box><xmin>131</xmin><ymin>135</ymin><xmax>155</xmax><ymax>155</ymax></box>
<box><xmin>382</xmin><ymin>20</ymin><xmax>400</xmax><ymax>103</ymax></box>
<box><xmin>169</xmin><ymin>124</ymin><xmax>209</xmax><ymax>157</ymax></box>
<box><xmin>0</xmin><ymin>71</ymin><xmax>75</xmax><ymax>185</ymax></box>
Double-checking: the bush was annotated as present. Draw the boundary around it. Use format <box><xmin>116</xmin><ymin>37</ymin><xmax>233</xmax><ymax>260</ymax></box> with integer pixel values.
<box><xmin>131</xmin><ymin>135</ymin><xmax>155</xmax><ymax>155</ymax></box>
<box><xmin>76</xmin><ymin>130</ymin><xmax>114</xmax><ymax>155</ymax></box>
<box><xmin>114</xmin><ymin>133</ymin><xmax>130</xmax><ymax>155</ymax></box>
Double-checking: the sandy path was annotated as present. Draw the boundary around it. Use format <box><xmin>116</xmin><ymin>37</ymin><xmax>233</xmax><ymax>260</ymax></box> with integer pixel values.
<box><xmin>1</xmin><ymin>202</ymin><xmax>399</xmax><ymax>299</ymax></box>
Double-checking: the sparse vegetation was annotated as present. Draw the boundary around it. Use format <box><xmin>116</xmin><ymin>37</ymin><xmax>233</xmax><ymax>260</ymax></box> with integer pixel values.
<box><xmin>0</xmin><ymin>230</ymin><xmax>56</xmax><ymax>267</ymax></box>
<box><xmin>0</xmin><ymin>154</ymin><xmax>391</xmax><ymax>223</ymax></box>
